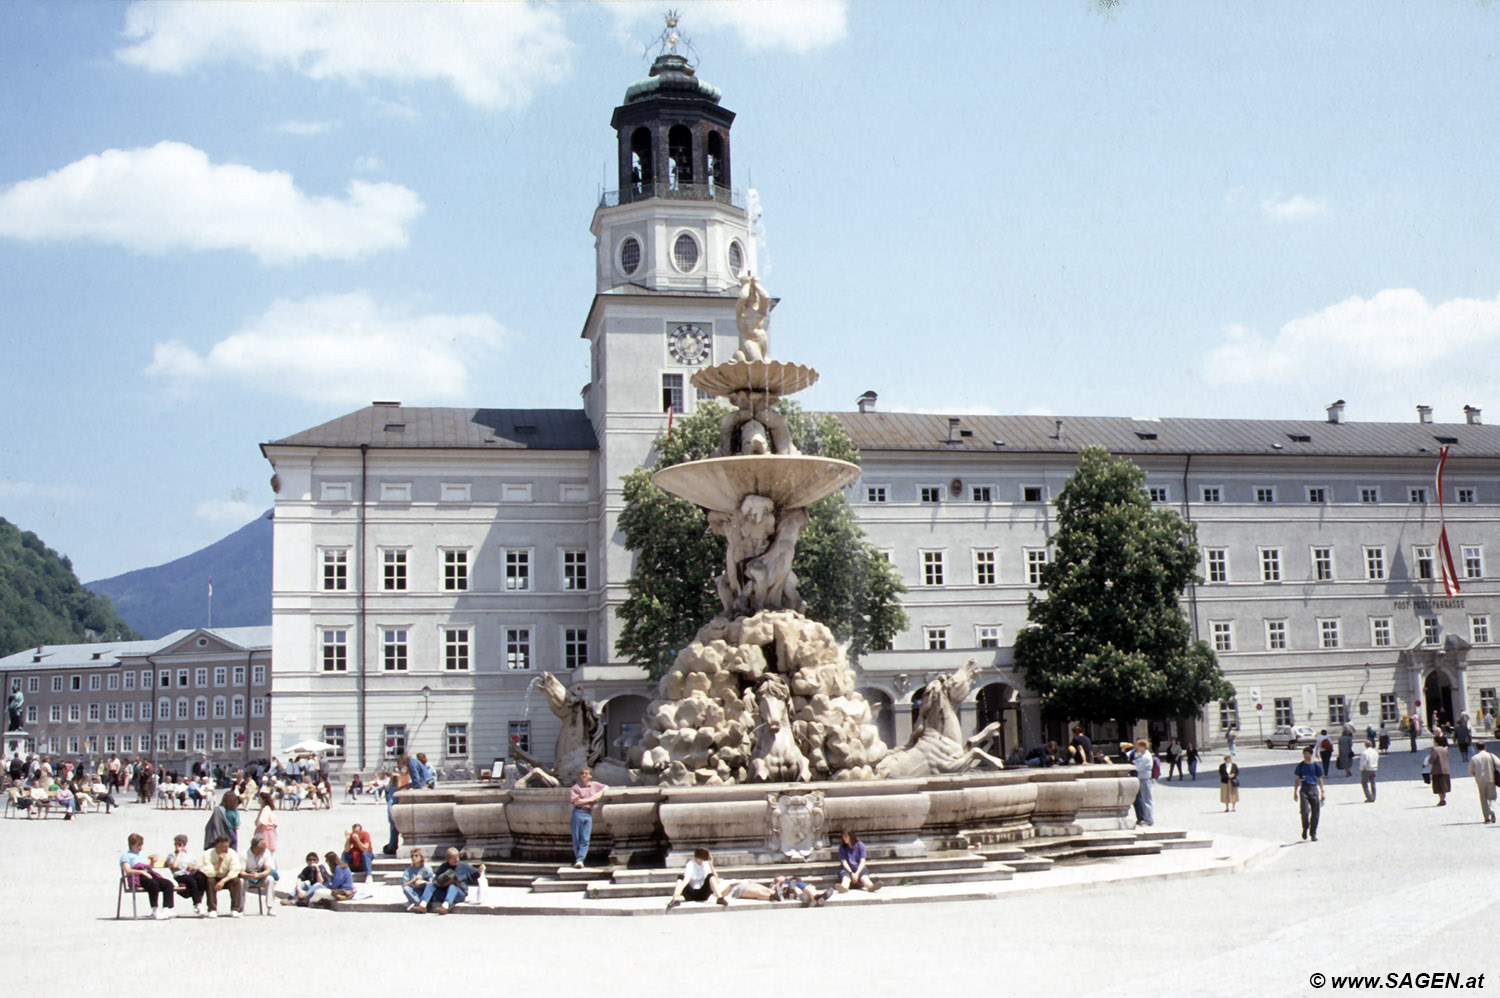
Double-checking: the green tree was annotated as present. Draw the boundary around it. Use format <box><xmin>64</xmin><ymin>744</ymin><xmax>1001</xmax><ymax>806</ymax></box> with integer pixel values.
<box><xmin>1012</xmin><ymin>447</ymin><xmax>1233</xmax><ymax>733</ymax></box>
<box><xmin>0</xmin><ymin>518</ymin><xmax>140</xmax><ymax>656</ymax></box>
<box><xmin>616</xmin><ymin>400</ymin><xmax>907</xmax><ymax>679</ymax></box>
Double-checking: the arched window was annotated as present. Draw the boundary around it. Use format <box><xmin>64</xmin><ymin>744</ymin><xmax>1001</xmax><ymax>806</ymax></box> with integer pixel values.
<box><xmin>194</xmin><ymin>696</ymin><xmax>208</xmax><ymax>720</ymax></box>
<box><xmin>667</xmin><ymin>125</ymin><xmax>693</xmax><ymax>190</ymax></box>
<box><xmin>630</xmin><ymin>127</ymin><xmax>652</xmax><ymax>193</ymax></box>
<box><xmin>212</xmin><ymin>696</ymin><xmax>227</xmax><ymax>719</ymax></box>
<box><xmin>707</xmin><ymin>131</ymin><xmax>726</xmax><ymax>194</ymax></box>
<box><xmin>231</xmin><ymin>695</ymin><xmax>245</xmax><ymax>719</ymax></box>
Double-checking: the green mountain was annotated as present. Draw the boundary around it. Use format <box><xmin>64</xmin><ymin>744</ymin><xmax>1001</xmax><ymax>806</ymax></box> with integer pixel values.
<box><xmin>0</xmin><ymin>517</ymin><xmax>141</xmax><ymax>656</ymax></box>
<box><xmin>86</xmin><ymin>511</ymin><xmax>272</xmax><ymax>639</ymax></box>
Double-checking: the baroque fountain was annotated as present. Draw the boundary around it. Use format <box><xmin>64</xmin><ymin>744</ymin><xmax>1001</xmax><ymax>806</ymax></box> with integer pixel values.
<box><xmin>392</xmin><ymin>277</ymin><xmax>1141</xmax><ymax>865</ymax></box>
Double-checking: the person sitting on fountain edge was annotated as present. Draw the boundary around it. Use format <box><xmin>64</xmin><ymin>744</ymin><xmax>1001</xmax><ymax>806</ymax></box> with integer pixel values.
<box><xmin>666</xmin><ymin>847</ymin><xmax>730</xmax><ymax>909</ymax></box>
<box><xmin>836</xmin><ymin>829</ymin><xmax>881</xmax><ymax>893</ymax></box>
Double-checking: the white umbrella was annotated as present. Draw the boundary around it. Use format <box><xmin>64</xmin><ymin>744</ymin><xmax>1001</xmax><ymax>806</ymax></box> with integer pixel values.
<box><xmin>283</xmin><ymin>739</ymin><xmax>336</xmax><ymax>755</ymax></box>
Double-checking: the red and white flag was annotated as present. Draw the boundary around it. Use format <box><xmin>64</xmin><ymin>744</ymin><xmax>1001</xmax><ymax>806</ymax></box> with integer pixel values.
<box><xmin>207</xmin><ymin>577</ymin><xmax>213</xmax><ymax>597</ymax></box>
<box><xmin>1435</xmin><ymin>446</ymin><xmax>1461</xmax><ymax>597</ymax></box>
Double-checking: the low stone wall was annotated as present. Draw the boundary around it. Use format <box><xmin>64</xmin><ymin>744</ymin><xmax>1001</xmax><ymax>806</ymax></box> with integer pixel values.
<box><xmin>392</xmin><ymin>766</ymin><xmax>1139</xmax><ymax>863</ymax></box>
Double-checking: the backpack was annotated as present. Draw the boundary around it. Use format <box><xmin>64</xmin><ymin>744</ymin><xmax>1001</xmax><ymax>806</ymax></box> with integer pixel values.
<box><xmin>1151</xmin><ymin>756</ymin><xmax>1161</xmax><ymax>780</ymax></box>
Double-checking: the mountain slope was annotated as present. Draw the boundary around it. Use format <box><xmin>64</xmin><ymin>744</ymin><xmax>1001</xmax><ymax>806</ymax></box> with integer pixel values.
<box><xmin>0</xmin><ymin>517</ymin><xmax>140</xmax><ymax>656</ymax></box>
<box><xmin>87</xmin><ymin>511</ymin><xmax>272</xmax><ymax>639</ymax></box>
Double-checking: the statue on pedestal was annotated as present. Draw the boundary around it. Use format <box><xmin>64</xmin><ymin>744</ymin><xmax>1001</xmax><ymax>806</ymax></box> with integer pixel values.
<box><xmin>6</xmin><ymin>689</ymin><xmax>23</xmax><ymax>732</ymax></box>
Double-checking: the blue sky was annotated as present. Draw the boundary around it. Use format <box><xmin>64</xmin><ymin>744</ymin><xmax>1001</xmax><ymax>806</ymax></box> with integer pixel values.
<box><xmin>3</xmin><ymin>1</ymin><xmax>1500</xmax><ymax>581</ymax></box>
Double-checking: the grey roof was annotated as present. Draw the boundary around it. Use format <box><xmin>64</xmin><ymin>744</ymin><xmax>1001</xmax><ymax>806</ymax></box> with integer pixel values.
<box><xmin>264</xmin><ymin>406</ymin><xmax>598</xmax><ymax>452</ymax></box>
<box><xmin>834</xmin><ymin>412</ymin><xmax>1500</xmax><ymax>460</ymax></box>
<box><xmin>0</xmin><ymin>626</ymin><xmax>272</xmax><ymax>673</ymax></box>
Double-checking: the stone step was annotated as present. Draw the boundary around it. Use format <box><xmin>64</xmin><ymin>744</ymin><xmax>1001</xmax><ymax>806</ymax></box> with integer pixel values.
<box><xmin>1157</xmin><ymin>836</ymin><xmax>1213</xmax><ymax>851</ymax></box>
<box><xmin>529</xmin><ymin>878</ymin><xmax>595</xmax><ymax>894</ymax></box>
<box><xmin>585</xmin><ymin>863</ymin><xmax>1015</xmax><ymax>900</ymax></box>
<box><xmin>1135</xmin><ymin>829</ymin><xmax>1189</xmax><ymax>842</ymax></box>
<box><xmin>1042</xmin><ymin>843</ymin><xmax>1163</xmax><ymax>862</ymax></box>
<box><xmin>607</xmin><ymin>852</ymin><xmax>986</xmax><ymax>886</ymax></box>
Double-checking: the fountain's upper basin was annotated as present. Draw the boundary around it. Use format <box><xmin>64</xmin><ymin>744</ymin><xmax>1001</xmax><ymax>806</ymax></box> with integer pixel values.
<box><xmin>691</xmin><ymin>359</ymin><xmax>818</xmax><ymax>399</ymax></box>
<box><xmin>652</xmin><ymin>454</ymin><xmax>861</xmax><ymax>512</ymax></box>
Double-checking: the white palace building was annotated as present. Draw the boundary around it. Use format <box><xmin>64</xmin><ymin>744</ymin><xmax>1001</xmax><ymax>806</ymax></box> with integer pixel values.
<box><xmin>261</xmin><ymin>53</ymin><xmax>1500</xmax><ymax>774</ymax></box>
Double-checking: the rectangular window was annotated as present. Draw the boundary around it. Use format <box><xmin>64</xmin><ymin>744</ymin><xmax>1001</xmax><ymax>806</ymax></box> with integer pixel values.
<box><xmin>1371</xmin><ymin>617</ymin><xmax>1393</xmax><ymax>648</ymax></box>
<box><xmin>1380</xmin><ymin>693</ymin><xmax>1399</xmax><ymax>724</ymax></box>
<box><xmin>142</xmin><ymin>669</ymin><xmax>152</xmax><ymax>689</ymax></box>
<box><xmin>120</xmin><ymin>734</ymin><xmax>133</xmax><ymax>753</ymax></box>
<box><xmin>1462</xmin><ymin>545</ymin><xmax>1483</xmax><ymax>579</ymax></box>
<box><xmin>507</xmin><ymin>721</ymin><xmax>530</xmax><ymax>756</ymax></box>
<box><xmin>1364</xmin><ymin>547</ymin><xmax>1386</xmax><ymax>581</ymax></box>
<box><xmin>1409</xmin><ymin>487</ymin><xmax>1427</xmax><ymax>503</ymax></box>
<box><xmin>1255</xmin><ymin>486</ymin><xmax>1276</xmax><ymax>503</ymax></box>
<box><xmin>382</xmin><ymin>629</ymin><xmax>408</xmax><ymax>671</ymax></box>
<box><xmin>1471</xmin><ymin>615</ymin><xmax>1491</xmax><ymax>645</ymax></box>
<box><xmin>1021</xmin><ymin>485</ymin><xmax>1045</xmax><ymax>503</ymax></box>
<box><xmin>1306</xmin><ymin>486</ymin><xmax>1328</xmax><ymax>504</ymax></box>
<box><xmin>1456</xmin><ymin>487</ymin><xmax>1477</xmax><ymax>504</ymax></box>
<box><xmin>1274</xmin><ymin>698</ymin><xmax>1294</xmax><ymax>727</ymax></box>
<box><xmin>122</xmin><ymin>702</ymin><xmax>136</xmax><ymax>722</ymax></box>
<box><xmin>924</xmin><ymin>627</ymin><xmax>948</xmax><ymax>651</ymax></box>
<box><xmin>446</xmin><ymin>723</ymin><xmax>469</xmax><ymax>758</ymax></box>
<box><xmin>72</xmin><ymin>675</ymin><xmax>82</xmax><ymax>691</ymax></box>
<box><xmin>177</xmin><ymin>670</ymin><xmax>189</xmax><ymax>689</ymax></box>
<box><xmin>972</xmin><ymin>550</ymin><xmax>996</xmax><ymax>586</ymax></box>
<box><xmin>67</xmin><ymin>735</ymin><xmax>80</xmax><ymax>754</ymax></box>
<box><xmin>442</xmin><ymin>549</ymin><xmax>469</xmax><ymax>591</ymax></box>
<box><xmin>1312</xmin><ymin>547</ymin><xmax>1333</xmax><ymax>581</ymax></box>
<box><xmin>444</xmin><ymin>628</ymin><xmax>471</xmax><ymax>672</ymax></box>
<box><xmin>384</xmin><ymin>725</ymin><xmax>407</xmax><ymax>760</ymax></box>
<box><xmin>1423</xmin><ymin>618</ymin><xmax>1441</xmax><ymax>646</ymax></box>
<box><xmin>505</xmin><ymin>628</ymin><xmax>531</xmax><ymax>671</ymax></box>
<box><xmin>1219</xmin><ymin>699</ymin><xmax>1239</xmax><ymax>732</ymax></box>
<box><xmin>918</xmin><ymin>485</ymin><xmax>942</xmax><ymax>504</ymax></box>
<box><xmin>505</xmin><ymin>550</ymin><xmax>532</xmax><ymax>591</ymax></box>
<box><xmin>563</xmin><ymin>550</ymin><xmax>589</xmax><ymax>591</ymax></box>
<box><xmin>211</xmin><ymin>730</ymin><xmax>225</xmax><ymax>752</ymax></box>
<box><xmin>194</xmin><ymin>697</ymin><xmax>207</xmax><ymax>720</ymax></box>
<box><xmin>382</xmin><ymin>549</ymin><xmax>408</xmax><ymax>591</ymax></box>
<box><xmin>1319</xmin><ymin>619</ymin><xmax>1341</xmax><ymax>649</ymax></box>
<box><xmin>1200</xmin><ymin>486</ymin><xmax>1222</xmax><ymax>503</ymax></box>
<box><xmin>107</xmin><ymin>673</ymin><xmax>119</xmax><ymax>691</ymax></box>
<box><xmin>105</xmin><ymin>735</ymin><xmax>117</xmax><ymax>753</ymax></box>
<box><xmin>212</xmin><ymin>696</ymin><xmax>226</xmax><ymax>719</ymax></box>
<box><xmin>231</xmin><ymin>696</ymin><xmax>245</xmax><ymax>719</ymax></box>
<box><xmin>1360</xmin><ymin>487</ymin><xmax>1380</xmax><ymax>504</ymax></box>
<box><xmin>563</xmin><ymin>628</ymin><xmax>588</xmax><ymax>670</ymax></box>
<box><xmin>1260</xmin><ymin>548</ymin><xmax>1282</xmax><ymax>582</ymax></box>
<box><xmin>1148</xmin><ymin>486</ymin><xmax>1169</xmax><ymax>503</ymax></box>
<box><xmin>252</xmin><ymin>664</ymin><xmax>265</xmax><ymax>686</ymax></box>
<box><xmin>865</xmin><ymin>485</ymin><xmax>887</xmax><ymax>503</ymax></box>
<box><xmin>250</xmin><ymin>731</ymin><xmax>264</xmax><ymax>751</ymax></box>
<box><xmin>1026</xmin><ymin>549</ymin><xmax>1049</xmax><ymax>586</ymax></box>
<box><xmin>1481</xmin><ymin>689</ymin><xmax>1499</xmax><ymax>721</ymax></box>
<box><xmin>123</xmin><ymin>672</ymin><xmax>134</xmax><ymax>691</ymax></box>
<box><xmin>250</xmin><ymin>697</ymin><xmax>265</xmax><ymax>718</ymax></box>
<box><xmin>661</xmin><ymin>373</ymin><xmax>684</xmax><ymax>413</ymax></box>
<box><xmin>323</xmin><ymin>726</ymin><xmax>346</xmax><ymax>759</ymax></box>
<box><xmin>194</xmin><ymin>667</ymin><xmax>208</xmax><ymax>688</ymax></box>
<box><xmin>1205</xmin><ymin>549</ymin><xmax>1228</xmax><ymax>583</ymax></box>
<box><xmin>48</xmin><ymin>675</ymin><xmax>62</xmax><ymax>693</ymax></box>
<box><xmin>501</xmin><ymin>483</ymin><xmax>533</xmax><ymax>503</ymax></box>
<box><xmin>24</xmin><ymin>705</ymin><xmax>36</xmax><ymax>723</ymax></box>
<box><xmin>1211</xmin><ymin>621</ymin><xmax>1233</xmax><ymax>652</ymax></box>
<box><xmin>380</xmin><ymin>481</ymin><xmax>412</xmax><ymax>502</ymax></box>
<box><xmin>140</xmin><ymin>702</ymin><xmax>152</xmax><ymax>722</ymax></box>
<box><xmin>1265</xmin><ymin>620</ymin><xmax>1287</xmax><ymax>650</ymax></box>
<box><xmin>971</xmin><ymin>485</ymin><xmax>993</xmax><ymax>503</ymax></box>
<box><xmin>232</xmin><ymin>666</ymin><xmax>245</xmax><ymax>686</ymax></box>
<box><xmin>105</xmin><ymin>702</ymin><xmax>119</xmax><ymax>722</ymax></box>
<box><xmin>49</xmin><ymin>705</ymin><xmax>61</xmax><ymax>723</ymax></box>
<box><xmin>1328</xmin><ymin>695</ymin><xmax>1349</xmax><ymax>725</ymax></box>
<box><xmin>319</xmin><ymin>482</ymin><xmax>352</xmax><ymax>502</ymax></box>
<box><xmin>976</xmin><ymin>625</ymin><xmax>1001</xmax><ymax>648</ymax></box>
<box><xmin>321</xmin><ymin>629</ymin><xmax>348</xmax><ymax>672</ymax></box>
<box><xmin>921</xmin><ymin>551</ymin><xmax>945</xmax><ymax>586</ymax></box>
<box><xmin>68</xmin><ymin>703</ymin><xmax>81</xmax><ymax>722</ymax></box>
<box><xmin>1413</xmin><ymin>546</ymin><xmax>1434</xmax><ymax>581</ymax></box>
<box><xmin>174</xmin><ymin>698</ymin><xmax>188</xmax><ymax>721</ymax></box>
<box><xmin>440</xmin><ymin>482</ymin><xmax>472</xmax><ymax>503</ymax></box>
<box><xmin>192</xmin><ymin>730</ymin><xmax>206</xmax><ymax>752</ymax></box>
<box><xmin>213</xmin><ymin>666</ymin><xmax>227</xmax><ymax>687</ymax></box>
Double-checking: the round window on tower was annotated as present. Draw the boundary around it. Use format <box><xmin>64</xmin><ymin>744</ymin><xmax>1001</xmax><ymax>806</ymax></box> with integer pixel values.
<box><xmin>672</xmin><ymin>233</ymin><xmax>700</xmax><ymax>273</ymax></box>
<box><xmin>727</xmin><ymin>240</ymin><xmax>745</xmax><ymax>277</ymax></box>
<box><xmin>619</xmin><ymin>236</ymin><xmax>642</xmax><ymax>276</ymax></box>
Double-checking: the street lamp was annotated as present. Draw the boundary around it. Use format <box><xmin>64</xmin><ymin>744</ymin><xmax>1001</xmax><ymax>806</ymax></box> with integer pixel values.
<box><xmin>421</xmin><ymin>685</ymin><xmax>432</xmax><ymax>720</ymax></box>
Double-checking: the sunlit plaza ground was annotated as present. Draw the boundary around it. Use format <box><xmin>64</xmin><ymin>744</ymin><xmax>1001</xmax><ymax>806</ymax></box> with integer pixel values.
<box><xmin>5</xmin><ymin>741</ymin><xmax>1496</xmax><ymax>998</ymax></box>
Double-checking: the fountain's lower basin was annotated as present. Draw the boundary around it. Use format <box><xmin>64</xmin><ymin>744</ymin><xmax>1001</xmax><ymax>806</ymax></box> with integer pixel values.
<box><xmin>391</xmin><ymin>765</ymin><xmax>1139</xmax><ymax>864</ymax></box>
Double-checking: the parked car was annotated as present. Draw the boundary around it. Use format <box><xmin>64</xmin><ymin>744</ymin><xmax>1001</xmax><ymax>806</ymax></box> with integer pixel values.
<box><xmin>1265</xmin><ymin>725</ymin><xmax>1318</xmax><ymax>749</ymax></box>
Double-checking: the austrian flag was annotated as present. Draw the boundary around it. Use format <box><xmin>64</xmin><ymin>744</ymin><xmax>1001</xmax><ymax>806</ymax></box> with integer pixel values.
<box><xmin>1435</xmin><ymin>446</ymin><xmax>1461</xmax><ymax>597</ymax></box>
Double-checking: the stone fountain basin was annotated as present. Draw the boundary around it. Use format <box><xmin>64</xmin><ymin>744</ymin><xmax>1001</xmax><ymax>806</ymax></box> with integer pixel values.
<box><xmin>652</xmin><ymin>454</ymin><xmax>861</xmax><ymax>513</ymax></box>
<box><xmin>393</xmin><ymin>766</ymin><xmax>1139</xmax><ymax>863</ymax></box>
<box><xmin>690</xmin><ymin>359</ymin><xmax>819</xmax><ymax>399</ymax></box>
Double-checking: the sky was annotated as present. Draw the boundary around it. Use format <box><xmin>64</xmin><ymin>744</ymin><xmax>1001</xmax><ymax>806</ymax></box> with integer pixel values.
<box><xmin>4</xmin><ymin>1</ymin><xmax>1500</xmax><ymax>582</ymax></box>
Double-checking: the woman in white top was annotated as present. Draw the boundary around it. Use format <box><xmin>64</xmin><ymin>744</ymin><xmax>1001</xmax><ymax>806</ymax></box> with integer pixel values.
<box><xmin>665</xmin><ymin>847</ymin><xmax>729</xmax><ymax>909</ymax></box>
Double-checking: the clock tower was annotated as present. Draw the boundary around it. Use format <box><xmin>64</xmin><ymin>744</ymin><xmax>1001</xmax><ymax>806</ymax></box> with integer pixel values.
<box><xmin>581</xmin><ymin>33</ymin><xmax>758</xmax><ymax>663</ymax></box>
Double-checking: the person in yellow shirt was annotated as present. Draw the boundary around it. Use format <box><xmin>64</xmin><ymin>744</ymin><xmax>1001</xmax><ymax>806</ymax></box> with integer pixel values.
<box><xmin>198</xmin><ymin>835</ymin><xmax>244</xmax><ymax>917</ymax></box>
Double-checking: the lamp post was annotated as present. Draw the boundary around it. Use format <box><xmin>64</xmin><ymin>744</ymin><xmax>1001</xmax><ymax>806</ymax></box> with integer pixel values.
<box><xmin>421</xmin><ymin>685</ymin><xmax>431</xmax><ymax>721</ymax></box>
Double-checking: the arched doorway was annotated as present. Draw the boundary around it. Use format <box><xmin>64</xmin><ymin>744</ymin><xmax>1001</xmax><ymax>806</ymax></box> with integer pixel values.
<box><xmin>858</xmin><ymin>687</ymin><xmax>896</xmax><ymax>748</ymax></box>
<box><xmin>601</xmin><ymin>694</ymin><xmax>649</xmax><ymax>760</ymax></box>
<box><xmin>976</xmin><ymin>682</ymin><xmax>1019</xmax><ymax>760</ymax></box>
<box><xmin>1423</xmin><ymin>670</ymin><xmax>1456</xmax><ymax>731</ymax></box>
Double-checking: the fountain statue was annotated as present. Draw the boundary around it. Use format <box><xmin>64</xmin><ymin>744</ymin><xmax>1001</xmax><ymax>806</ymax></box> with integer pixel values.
<box><xmin>512</xmin><ymin>673</ymin><xmax>632</xmax><ymax>788</ymax></box>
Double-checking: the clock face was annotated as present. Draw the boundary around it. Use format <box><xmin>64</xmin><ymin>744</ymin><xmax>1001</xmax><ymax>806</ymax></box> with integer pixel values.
<box><xmin>667</xmin><ymin>323</ymin><xmax>711</xmax><ymax>365</ymax></box>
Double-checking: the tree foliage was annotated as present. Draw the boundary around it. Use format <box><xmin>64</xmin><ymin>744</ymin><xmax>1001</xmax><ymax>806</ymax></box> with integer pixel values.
<box><xmin>616</xmin><ymin>401</ymin><xmax>907</xmax><ymax>679</ymax></box>
<box><xmin>1012</xmin><ymin>448</ymin><xmax>1234</xmax><ymax>729</ymax></box>
<box><xmin>0</xmin><ymin>517</ymin><xmax>140</xmax><ymax>656</ymax></box>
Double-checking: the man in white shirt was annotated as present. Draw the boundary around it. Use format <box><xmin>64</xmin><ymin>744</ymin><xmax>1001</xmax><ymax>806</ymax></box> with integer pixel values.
<box><xmin>1359</xmin><ymin>739</ymin><xmax>1380</xmax><ymax>802</ymax></box>
<box><xmin>1468</xmin><ymin>741</ymin><xmax>1497</xmax><ymax>824</ymax></box>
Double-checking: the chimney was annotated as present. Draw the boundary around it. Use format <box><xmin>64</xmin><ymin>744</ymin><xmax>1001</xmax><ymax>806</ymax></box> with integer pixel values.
<box><xmin>1054</xmin><ymin>419</ymin><xmax>1063</xmax><ymax>440</ymax></box>
<box><xmin>1417</xmin><ymin>404</ymin><xmax>1433</xmax><ymax>424</ymax></box>
<box><xmin>1326</xmin><ymin>400</ymin><xmax>1345</xmax><ymax>424</ymax></box>
<box><xmin>856</xmin><ymin>391</ymin><xmax>878</xmax><ymax>414</ymax></box>
<box><xmin>1464</xmin><ymin>405</ymin><xmax>1482</xmax><ymax>426</ymax></box>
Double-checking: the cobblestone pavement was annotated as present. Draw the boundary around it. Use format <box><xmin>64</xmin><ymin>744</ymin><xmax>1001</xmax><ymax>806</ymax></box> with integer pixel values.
<box><xmin>7</xmin><ymin>740</ymin><xmax>1496</xmax><ymax>997</ymax></box>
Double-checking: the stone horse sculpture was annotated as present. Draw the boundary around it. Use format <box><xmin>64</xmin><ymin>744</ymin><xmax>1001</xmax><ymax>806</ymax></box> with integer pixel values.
<box><xmin>514</xmin><ymin>673</ymin><xmax>630</xmax><ymax>787</ymax></box>
<box><xmin>875</xmin><ymin>660</ymin><xmax>1006</xmax><ymax>779</ymax></box>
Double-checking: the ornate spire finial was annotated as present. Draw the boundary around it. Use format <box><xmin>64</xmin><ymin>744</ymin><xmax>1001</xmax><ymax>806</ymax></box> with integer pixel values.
<box><xmin>647</xmin><ymin>9</ymin><xmax>698</xmax><ymax>63</ymax></box>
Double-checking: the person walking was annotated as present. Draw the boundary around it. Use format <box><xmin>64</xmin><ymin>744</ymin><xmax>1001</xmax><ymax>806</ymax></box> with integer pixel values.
<box><xmin>1218</xmin><ymin>755</ymin><xmax>1239</xmax><ymax>812</ymax></box>
<box><xmin>568</xmin><ymin>766</ymin><xmax>606</xmax><ymax>869</ymax></box>
<box><xmin>1317</xmin><ymin>730</ymin><xmax>1334</xmax><ymax>777</ymax></box>
<box><xmin>1358</xmin><ymin>739</ymin><xmax>1380</xmax><ymax>802</ymax></box>
<box><xmin>1455</xmin><ymin>713</ymin><xmax>1472</xmax><ymax>762</ymax></box>
<box><xmin>1467</xmin><ymin>741</ymin><xmax>1497</xmax><ymax>824</ymax></box>
<box><xmin>1166</xmin><ymin>738</ymin><xmax>1184</xmax><ymax>781</ymax></box>
<box><xmin>1225</xmin><ymin>726</ymin><xmax>1236</xmax><ymax>756</ymax></box>
<box><xmin>1125</xmin><ymin>739</ymin><xmax>1155</xmax><ymax>826</ymax></box>
<box><xmin>1292</xmin><ymin>746</ymin><xmax>1325</xmax><ymax>841</ymax></box>
<box><xmin>1336</xmin><ymin>726</ymin><xmax>1354</xmax><ymax>778</ymax></box>
<box><xmin>1186</xmin><ymin>744</ymin><xmax>1200</xmax><ymax>781</ymax></box>
<box><xmin>1408</xmin><ymin>713</ymin><xmax>1421</xmax><ymax>753</ymax></box>
<box><xmin>1428</xmin><ymin>734</ymin><xmax>1452</xmax><ymax>806</ymax></box>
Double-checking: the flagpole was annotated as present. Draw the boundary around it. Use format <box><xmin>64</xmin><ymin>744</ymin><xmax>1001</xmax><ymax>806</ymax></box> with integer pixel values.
<box><xmin>207</xmin><ymin>577</ymin><xmax>213</xmax><ymax>629</ymax></box>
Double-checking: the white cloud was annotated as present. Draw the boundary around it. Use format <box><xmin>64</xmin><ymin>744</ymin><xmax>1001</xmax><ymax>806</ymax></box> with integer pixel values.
<box><xmin>195</xmin><ymin>498</ymin><xmax>263</xmax><ymax>524</ymax></box>
<box><xmin>1261</xmin><ymin>193</ymin><xmax>1328</xmax><ymax>221</ymax></box>
<box><xmin>117</xmin><ymin>2</ymin><xmax>572</xmax><ymax>110</ymax></box>
<box><xmin>146</xmin><ymin>291</ymin><xmax>506</xmax><ymax>405</ymax></box>
<box><xmin>0</xmin><ymin>141</ymin><xmax>422</xmax><ymax>264</ymax></box>
<box><xmin>1202</xmin><ymin>288</ymin><xmax>1500</xmax><ymax>418</ymax></box>
<box><xmin>354</xmin><ymin>155</ymin><xmax>384</xmax><ymax>173</ymax></box>
<box><xmin>612</xmin><ymin>1</ymin><xmax>848</xmax><ymax>53</ymax></box>
<box><xmin>276</xmin><ymin>119</ymin><xmax>335</xmax><ymax>136</ymax></box>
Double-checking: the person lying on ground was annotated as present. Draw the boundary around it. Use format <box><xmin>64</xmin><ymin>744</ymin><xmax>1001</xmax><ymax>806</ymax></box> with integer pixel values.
<box><xmin>772</xmin><ymin>874</ymin><xmax>833</xmax><ymax>907</ymax></box>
